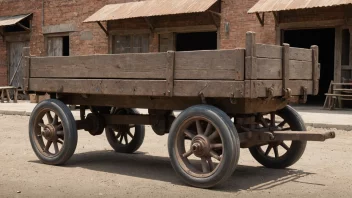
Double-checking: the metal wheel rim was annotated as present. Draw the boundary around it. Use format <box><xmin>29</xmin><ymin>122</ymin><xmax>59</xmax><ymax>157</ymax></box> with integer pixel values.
<box><xmin>257</xmin><ymin>112</ymin><xmax>293</xmax><ymax>159</ymax></box>
<box><xmin>175</xmin><ymin>116</ymin><xmax>224</xmax><ymax>178</ymax></box>
<box><xmin>32</xmin><ymin>108</ymin><xmax>65</xmax><ymax>158</ymax></box>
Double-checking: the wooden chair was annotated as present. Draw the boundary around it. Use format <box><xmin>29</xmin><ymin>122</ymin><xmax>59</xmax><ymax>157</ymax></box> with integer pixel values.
<box><xmin>324</xmin><ymin>80</ymin><xmax>352</xmax><ymax>110</ymax></box>
<box><xmin>0</xmin><ymin>86</ymin><xmax>18</xmax><ymax>103</ymax></box>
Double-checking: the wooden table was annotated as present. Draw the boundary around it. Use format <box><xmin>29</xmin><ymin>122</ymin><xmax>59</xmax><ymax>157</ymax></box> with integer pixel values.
<box><xmin>0</xmin><ymin>86</ymin><xmax>18</xmax><ymax>103</ymax></box>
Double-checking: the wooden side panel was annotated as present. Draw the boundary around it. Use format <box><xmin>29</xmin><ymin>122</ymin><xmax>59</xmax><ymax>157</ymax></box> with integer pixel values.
<box><xmin>252</xmin><ymin>80</ymin><xmax>313</xmax><ymax>97</ymax></box>
<box><xmin>29</xmin><ymin>78</ymin><xmax>245</xmax><ymax>98</ymax></box>
<box><xmin>29</xmin><ymin>79</ymin><xmax>167</xmax><ymax>96</ymax></box>
<box><xmin>256</xmin><ymin>58</ymin><xmax>282</xmax><ymax>79</ymax></box>
<box><xmin>289</xmin><ymin>47</ymin><xmax>312</xmax><ymax>61</ymax></box>
<box><xmin>30</xmin><ymin>53</ymin><xmax>168</xmax><ymax>79</ymax></box>
<box><xmin>174</xmin><ymin>49</ymin><xmax>245</xmax><ymax>80</ymax></box>
<box><xmin>289</xmin><ymin>60</ymin><xmax>313</xmax><ymax>80</ymax></box>
<box><xmin>173</xmin><ymin>80</ymin><xmax>244</xmax><ymax>98</ymax></box>
<box><xmin>256</xmin><ymin>44</ymin><xmax>282</xmax><ymax>59</ymax></box>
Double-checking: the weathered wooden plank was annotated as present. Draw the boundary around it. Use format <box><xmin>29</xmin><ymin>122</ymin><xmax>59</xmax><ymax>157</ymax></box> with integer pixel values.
<box><xmin>335</xmin><ymin>27</ymin><xmax>342</xmax><ymax>82</ymax></box>
<box><xmin>256</xmin><ymin>58</ymin><xmax>282</xmax><ymax>79</ymax></box>
<box><xmin>29</xmin><ymin>79</ymin><xmax>245</xmax><ymax>98</ymax></box>
<box><xmin>252</xmin><ymin>80</ymin><xmax>313</xmax><ymax>98</ymax></box>
<box><xmin>166</xmin><ymin>51</ymin><xmax>175</xmax><ymax>96</ymax></box>
<box><xmin>283</xmin><ymin>44</ymin><xmax>290</xmax><ymax>90</ymax></box>
<box><xmin>256</xmin><ymin>44</ymin><xmax>282</xmax><ymax>59</ymax></box>
<box><xmin>245</xmin><ymin>31</ymin><xmax>257</xmax><ymax>80</ymax></box>
<box><xmin>22</xmin><ymin>47</ymin><xmax>30</xmax><ymax>92</ymax></box>
<box><xmin>311</xmin><ymin>45</ymin><xmax>319</xmax><ymax>95</ymax></box>
<box><xmin>289</xmin><ymin>60</ymin><xmax>313</xmax><ymax>80</ymax></box>
<box><xmin>30</xmin><ymin>53</ymin><xmax>168</xmax><ymax>79</ymax></box>
<box><xmin>174</xmin><ymin>49</ymin><xmax>245</xmax><ymax>80</ymax></box>
<box><xmin>29</xmin><ymin>79</ymin><xmax>167</xmax><ymax>96</ymax></box>
<box><xmin>173</xmin><ymin>80</ymin><xmax>244</xmax><ymax>98</ymax></box>
<box><xmin>289</xmin><ymin>47</ymin><xmax>312</xmax><ymax>61</ymax></box>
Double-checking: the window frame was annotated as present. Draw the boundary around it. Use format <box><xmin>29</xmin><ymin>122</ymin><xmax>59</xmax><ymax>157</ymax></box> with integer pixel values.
<box><xmin>109</xmin><ymin>29</ymin><xmax>151</xmax><ymax>54</ymax></box>
<box><xmin>44</xmin><ymin>32</ymin><xmax>70</xmax><ymax>56</ymax></box>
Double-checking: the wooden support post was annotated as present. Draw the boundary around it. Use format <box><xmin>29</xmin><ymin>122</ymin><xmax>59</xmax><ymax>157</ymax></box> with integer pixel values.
<box><xmin>22</xmin><ymin>47</ymin><xmax>30</xmax><ymax>93</ymax></box>
<box><xmin>14</xmin><ymin>88</ymin><xmax>18</xmax><ymax>103</ymax></box>
<box><xmin>311</xmin><ymin>45</ymin><xmax>319</xmax><ymax>95</ymax></box>
<box><xmin>166</xmin><ymin>51</ymin><xmax>175</xmax><ymax>97</ymax></box>
<box><xmin>245</xmin><ymin>32</ymin><xmax>257</xmax><ymax>98</ymax></box>
<box><xmin>1</xmin><ymin>90</ymin><xmax>4</xmax><ymax>103</ymax></box>
<box><xmin>349</xmin><ymin>27</ymin><xmax>352</xmax><ymax>78</ymax></box>
<box><xmin>334</xmin><ymin>27</ymin><xmax>342</xmax><ymax>83</ymax></box>
<box><xmin>282</xmin><ymin>43</ymin><xmax>290</xmax><ymax>93</ymax></box>
<box><xmin>5</xmin><ymin>89</ymin><xmax>10</xmax><ymax>102</ymax></box>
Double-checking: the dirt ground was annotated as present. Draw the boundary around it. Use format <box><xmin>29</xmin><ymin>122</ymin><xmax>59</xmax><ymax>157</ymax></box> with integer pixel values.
<box><xmin>0</xmin><ymin>114</ymin><xmax>351</xmax><ymax>198</ymax></box>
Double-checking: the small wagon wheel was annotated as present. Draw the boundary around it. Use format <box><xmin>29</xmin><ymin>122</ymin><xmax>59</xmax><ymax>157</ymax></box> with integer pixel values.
<box><xmin>168</xmin><ymin>105</ymin><xmax>240</xmax><ymax>188</ymax></box>
<box><xmin>249</xmin><ymin>105</ymin><xmax>307</xmax><ymax>169</ymax></box>
<box><xmin>29</xmin><ymin>99</ymin><xmax>78</xmax><ymax>165</ymax></box>
<box><xmin>105</xmin><ymin>108</ymin><xmax>145</xmax><ymax>153</ymax></box>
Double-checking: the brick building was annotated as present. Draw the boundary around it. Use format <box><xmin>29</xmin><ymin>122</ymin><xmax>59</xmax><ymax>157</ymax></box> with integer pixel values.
<box><xmin>0</xmin><ymin>0</ymin><xmax>351</xmax><ymax>104</ymax></box>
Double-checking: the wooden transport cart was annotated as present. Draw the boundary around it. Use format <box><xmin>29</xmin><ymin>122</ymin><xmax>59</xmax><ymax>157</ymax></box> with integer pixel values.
<box><xmin>25</xmin><ymin>32</ymin><xmax>335</xmax><ymax>188</ymax></box>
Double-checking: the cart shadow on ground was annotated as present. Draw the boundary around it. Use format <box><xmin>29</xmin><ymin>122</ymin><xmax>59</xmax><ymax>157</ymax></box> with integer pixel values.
<box><xmin>30</xmin><ymin>150</ymin><xmax>324</xmax><ymax>192</ymax></box>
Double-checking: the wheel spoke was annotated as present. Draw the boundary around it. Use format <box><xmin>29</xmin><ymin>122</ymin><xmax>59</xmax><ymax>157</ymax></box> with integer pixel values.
<box><xmin>278</xmin><ymin>121</ymin><xmax>287</xmax><ymax>128</ymax></box>
<box><xmin>184</xmin><ymin>130</ymin><xmax>195</xmax><ymax>139</ymax></box>
<box><xmin>210</xmin><ymin>151</ymin><xmax>221</xmax><ymax>161</ymax></box>
<box><xmin>201</xmin><ymin>158</ymin><xmax>210</xmax><ymax>173</ymax></box>
<box><xmin>264</xmin><ymin>145</ymin><xmax>272</xmax><ymax>156</ymax></box>
<box><xmin>55</xmin><ymin>123</ymin><xmax>63</xmax><ymax>130</ymax></box>
<box><xmin>119</xmin><ymin>135</ymin><xmax>123</xmax><ymax>144</ymax></box>
<box><xmin>115</xmin><ymin>133</ymin><xmax>121</xmax><ymax>139</ymax></box>
<box><xmin>56</xmin><ymin>130</ymin><xmax>64</xmax><ymax>136</ymax></box>
<box><xmin>124</xmin><ymin>133</ymin><xmax>129</xmax><ymax>144</ymax></box>
<box><xmin>207</xmin><ymin>157</ymin><xmax>215</xmax><ymax>171</ymax></box>
<box><xmin>53</xmin><ymin>142</ymin><xmax>59</xmax><ymax>154</ymax></box>
<box><xmin>211</xmin><ymin>144</ymin><xmax>223</xmax><ymax>149</ymax></box>
<box><xmin>38</xmin><ymin>123</ymin><xmax>46</xmax><ymax>128</ymax></box>
<box><xmin>57</xmin><ymin>140</ymin><xmax>63</xmax><ymax>144</ymax></box>
<box><xmin>129</xmin><ymin>124</ymin><xmax>135</xmax><ymax>129</ymax></box>
<box><xmin>208</xmin><ymin>131</ymin><xmax>219</xmax><ymax>141</ymax></box>
<box><xmin>281</xmin><ymin>127</ymin><xmax>291</xmax><ymax>131</ymax></box>
<box><xmin>196</xmin><ymin>120</ymin><xmax>203</xmax><ymax>135</ymax></box>
<box><xmin>280</xmin><ymin>142</ymin><xmax>290</xmax><ymax>150</ymax></box>
<box><xmin>127</xmin><ymin>131</ymin><xmax>134</xmax><ymax>139</ymax></box>
<box><xmin>44</xmin><ymin>141</ymin><xmax>52</xmax><ymax>152</ymax></box>
<box><xmin>53</xmin><ymin>115</ymin><xmax>59</xmax><ymax>125</ymax></box>
<box><xmin>182</xmin><ymin>149</ymin><xmax>193</xmax><ymax>158</ymax></box>
<box><xmin>46</xmin><ymin>112</ymin><xmax>53</xmax><ymax>124</ymax></box>
<box><xmin>204</xmin><ymin>123</ymin><xmax>212</xmax><ymax>136</ymax></box>
<box><xmin>273</xmin><ymin>146</ymin><xmax>279</xmax><ymax>158</ymax></box>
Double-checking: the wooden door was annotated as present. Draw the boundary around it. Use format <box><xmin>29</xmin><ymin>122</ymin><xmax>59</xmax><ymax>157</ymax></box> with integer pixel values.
<box><xmin>8</xmin><ymin>41</ymin><xmax>29</xmax><ymax>88</ymax></box>
<box><xmin>47</xmin><ymin>37</ymin><xmax>63</xmax><ymax>56</ymax></box>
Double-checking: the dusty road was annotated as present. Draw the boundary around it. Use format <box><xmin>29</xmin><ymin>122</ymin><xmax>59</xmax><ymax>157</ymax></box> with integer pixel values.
<box><xmin>0</xmin><ymin>114</ymin><xmax>351</xmax><ymax>197</ymax></box>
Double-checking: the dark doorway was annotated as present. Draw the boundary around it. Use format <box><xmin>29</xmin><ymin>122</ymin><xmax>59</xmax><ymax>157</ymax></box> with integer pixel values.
<box><xmin>176</xmin><ymin>32</ymin><xmax>217</xmax><ymax>51</ymax></box>
<box><xmin>284</xmin><ymin>28</ymin><xmax>335</xmax><ymax>105</ymax></box>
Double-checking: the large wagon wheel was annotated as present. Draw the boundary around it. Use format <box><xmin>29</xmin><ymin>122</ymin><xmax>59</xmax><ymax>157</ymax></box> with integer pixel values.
<box><xmin>105</xmin><ymin>108</ymin><xmax>145</xmax><ymax>153</ymax></box>
<box><xmin>168</xmin><ymin>105</ymin><xmax>240</xmax><ymax>188</ymax></box>
<box><xmin>249</xmin><ymin>105</ymin><xmax>307</xmax><ymax>169</ymax></box>
<box><xmin>29</xmin><ymin>99</ymin><xmax>78</xmax><ymax>165</ymax></box>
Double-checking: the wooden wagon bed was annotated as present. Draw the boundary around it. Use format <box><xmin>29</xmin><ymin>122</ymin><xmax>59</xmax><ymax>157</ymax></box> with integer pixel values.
<box><xmin>23</xmin><ymin>32</ymin><xmax>319</xmax><ymax>113</ymax></box>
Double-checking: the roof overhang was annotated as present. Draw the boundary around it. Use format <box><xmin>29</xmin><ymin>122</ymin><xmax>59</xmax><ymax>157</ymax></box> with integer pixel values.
<box><xmin>0</xmin><ymin>13</ymin><xmax>32</xmax><ymax>27</ymax></box>
<box><xmin>248</xmin><ymin>0</ymin><xmax>352</xmax><ymax>14</ymax></box>
<box><xmin>84</xmin><ymin>0</ymin><xmax>219</xmax><ymax>23</ymax></box>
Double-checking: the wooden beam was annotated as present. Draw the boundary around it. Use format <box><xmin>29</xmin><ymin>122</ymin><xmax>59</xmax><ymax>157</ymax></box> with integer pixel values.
<box><xmin>273</xmin><ymin>12</ymin><xmax>279</xmax><ymax>25</ymax></box>
<box><xmin>335</xmin><ymin>27</ymin><xmax>342</xmax><ymax>83</ymax></box>
<box><xmin>256</xmin><ymin>13</ymin><xmax>265</xmax><ymax>27</ymax></box>
<box><xmin>97</xmin><ymin>22</ymin><xmax>108</xmax><ymax>36</ymax></box>
<box><xmin>208</xmin><ymin>10</ymin><xmax>221</xmax><ymax>17</ymax></box>
<box><xmin>17</xmin><ymin>22</ymin><xmax>30</xmax><ymax>32</ymax></box>
<box><xmin>209</xmin><ymin>12</ymin><xmax>220</xmax><ymax>28</ymax></box>
<box><xmin>311</xmin><ymin>45</ymin><xmax>319</xmax><ymax>95</ymax></box>
<box><xmin>282</xmin><ymin>44</ymin><xmax>290</xmax><ymax>91</ymax></box>
<box><xmin>349</xmin><ymin>27</ymin><xmax>352</xmax><ymax>77</ymax></box>
<box><xmin>279</xmin><ymin>19</ymin><xmax>345</xmax><ymax>30</ymax></box>
<box><xmin>144</xmin><ymin>17</ymin><xmax>154</xmax><ymax>32</ymax></box>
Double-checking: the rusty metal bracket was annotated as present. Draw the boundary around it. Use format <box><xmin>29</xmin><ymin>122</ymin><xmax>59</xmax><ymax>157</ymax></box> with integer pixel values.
<box><xmin>266</xmin><ymin>87</ymin><xmax>274</xmax><ymax>99</ymax></box>
<box><xmin>199</xmin><ymin>92</ymin><xmax>207</xmax><ymax>104</ymax></box>
<box><xmin>230</xmin><ymin>93</ymin><xmax>237</xmax><ymax>104</ymax></box>
<box><xmin>283</xmin><ymin>88</ymin><xmax>292</xmax><ymax>99</ymax></box>
<box><xmin>300</xmin><ymin>87</ymin><xmax>308</xmax><ymax>103</ymax></box>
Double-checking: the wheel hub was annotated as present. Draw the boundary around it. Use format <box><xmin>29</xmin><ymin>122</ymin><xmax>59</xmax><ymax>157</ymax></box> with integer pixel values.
<box><xmin>42</xmin><ymin>124</ymin><xmax>57</xmax><ymax>140</ymax></box>
<box><xmin>191</xmin><ymin>135</ymin><xmax>211</xmax><ymax>157</ymax></box>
